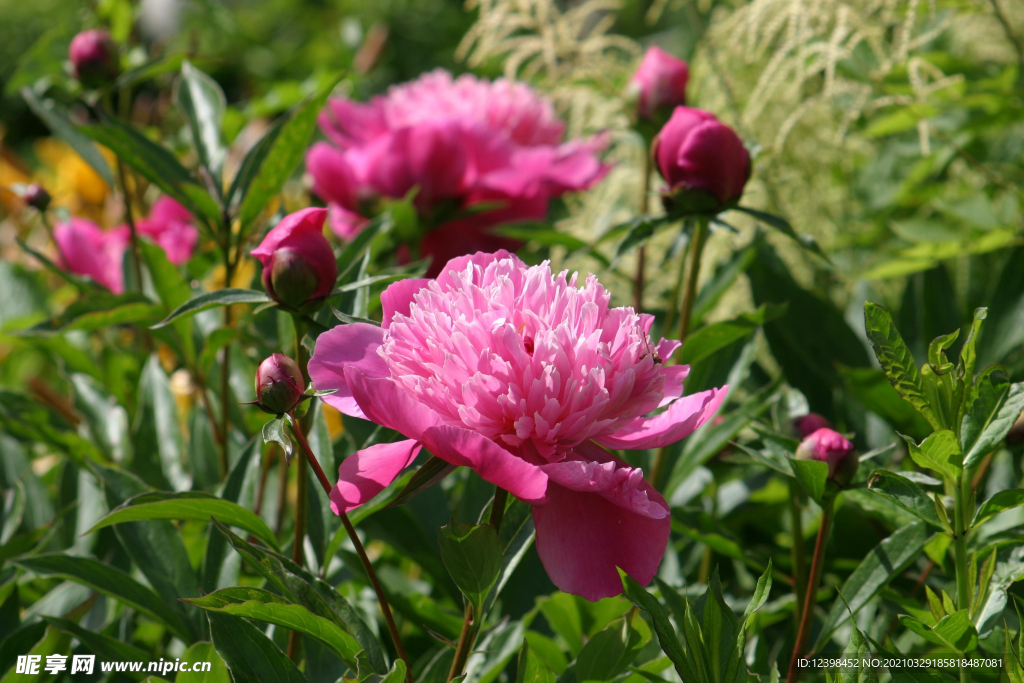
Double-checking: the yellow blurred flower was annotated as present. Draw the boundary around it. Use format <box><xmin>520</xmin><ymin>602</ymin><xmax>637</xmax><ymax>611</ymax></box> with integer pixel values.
<box><xmin>0</xmin><ymin>143</ymin><xmax>30</xmax><ymax>213</ymax></box>
<box><xmin>33</xmin><ymin>138</ymin><xmax>114</xmax><ymax>217</ymax></box>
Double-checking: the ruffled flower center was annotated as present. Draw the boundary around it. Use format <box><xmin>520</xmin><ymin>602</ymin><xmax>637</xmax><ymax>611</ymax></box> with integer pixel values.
<box><xmin>381</xmin><ymin>255</ymin><xmax>665</xmax><ymax>460</ymax></box>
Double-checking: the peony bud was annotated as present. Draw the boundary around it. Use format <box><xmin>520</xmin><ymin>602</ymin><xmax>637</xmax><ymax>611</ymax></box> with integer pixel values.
<box><xmin>69</xmin><ymin>30</ymin><xmax>120</xmax><ymax>89</ymax></box>
<box><xmin>794</xmin><ymin>413</ymin><xmax>831</xmax><ymax>438</ymax></box>
<box><xmin>251</xmin><ymin>208</ymin><xmax>337</xmax><ymax>310</ymax></box>
<box><xmin>23</xmin><ymin>184</ymin><xmax>51</xmax><ymax>211</ymax></box>
<box><xmin>255</xmin><ymin>353</ymin><xmax>305</xmax><ymax>415</ymax></box>
<box><xmin>655</xmin><ymin>106</ymin><xmax>751</xmax><ymax>214</ymax></box>
<box><xmin>796</xmin><ymin>428</ymin><xmax>857</xmax><ymax>486</ymax></box>
<box><xmin>631</xmin><ymin>47</ymin><xmax>689</xmax><ymax>120</ymax></box>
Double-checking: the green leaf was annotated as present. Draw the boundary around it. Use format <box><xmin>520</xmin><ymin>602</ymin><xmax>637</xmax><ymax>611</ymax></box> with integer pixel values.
<box><xmin>839</xmin><ymin>366</ymin><xmax>932</xmax><ymax>439</ymax></box>
<box><xmin>690</xmin><ymin>237</ymin><xmax>759</xmax><ymax>328</ymax></box>
<box><xmin>438</xmin><ymin>522</ymin><xmax>502</xmax><ymax>611</ymax></box>
<box><xmin>40</xmin><ymin>616</ymin><xmax>152</xmax><ymax>681</ymax></box>
<box><xmin>79</xmin><ymin>117</ymin><xmax>221</xmax><ymax>224</ymax></box>
<box><xmin>742</xmin><ymin>560</ymin><xmax>773</xmax><ymax>622</ymax></box>
<box><xmin>958</xmin><ymin>308</ymin><xmax>987</xmax><ymax>386</ymax></box>
<box><xmin>226</xmin><ymin>119</ymin><xmax>283</xmax><ymax>210</ymax></box>
<box><xmin>790</xmin><ymin>458</ymin><xmax>830</xmax><ymax>504</ymax></box>
<box><xmin>87</xmin><ymin>491</ymin><xmax>279</xmax><ymax>551</ymax></box>
<box><xmin>176</xmin><ymin>61</ymin><xmax>227</xmax><ymax>176</ymax></box>
<box><xmin>680</xmin><ymin>304</ymin><xmax>787</xmax><ymax>366</ymax></box>
<box><xmin>816</xmin><ymin>522</ymin><xmax>932</xmax><ymax>645</ymax></box>
<box><xmin>898</xmin><ymin>610</ymin><xmax>978</xmax><ymax>654</ymax></box>
<box><xmin>960</xmin><ymin>368</ymin><xmax>1024</xmax><ymax>468</ymax></box>
<box><xmin>973</xmin><ymin>489</ymin><xmax>1024</xmax><ymax>526</ymax></box>
<box><xmin>206</xmin><ymin>611</ymin><xmax>306</xmax><ymax>683</ymax></box>
<box><xmin>175</xmin><ymin>642</ymin><xmax>231</xmax><ymax>683</ymax></box>
<box><xmin>576</xmin><ymin>613</ymin><xmax>649</xmax><ymax>683</ymax></box>
<box><xmin>864</xmin><ymin>302</ymin><xmax>941</xmax><ymax>430</ymax></box>
<box><xmin>839</xmin><ymin>619</ymin><xmax>876</xmax><ymax>683</ymax></box>
<box><xmin>237</xmin><ymin>74</ymin><xmax>343</xmax><ymax>229</ymax></box>
<box><xmin>613</xmin><ymin>216</ymin><xmax>673</xmax><ymax>261</ymax></box>
<box><xmin>517</xmin><ymin>641</ymin><xmax>556</xmax><ymax>683</ymax></box>
<box><xmin>732</xmin><ymin>206</ymin><xmax>827</xmax><ymax>259</ymax></box>
<box><xmin>262</xmin><ymin>417</ymin><xmax>293</xmax><ymax>459</ymax></box>
<box><xmin>26</xmin><ymin>291</ymin><xmax>162</xmax><ymax>334</ymax></box>
<box><xmin>22</xmin><ymin>88</ymin><xmax>114</xmax><ymax>187</ymax></box>
<box><xmin>867</xmin><ymin>471</ymin><xmax>944</xmax><ymax>528</ymax></box>
<box><xmin>482</xmin><ymin>499</ymin><xmax>536</xmax><ymax>616</ymax></box>
<box><xmin>213</xmin><ymin>520</ymin><xmax>387</xmax><ymax>673</ymax></box>
<box><xmin>188</xmin><ymin>587</ymin><xmax>362</xmax><ymax>672</ymax></box>
<box><xmin>0</xmin><ymin>623</ymin><xmax>70</xmax><ymax>683</ymax></box>
<box><xmin>10</xmin><ymin>554</ymin><xmax>193</xmax><ymax>641</ymax></box>
<box><xmin>387</xmin><ymin>456</ymin><xmax>457</xmax><ymax>509</ymax></box>
<box><xmin>152</xmin><ymin>288</ymin><xmax>271</xmax><ymax>328</ymax></box>
<box><xmin>900</xmin><ymin>430</ymin><xmax>962</xmax><ymax>481</ymax></box>
<box><xmin>620</xmin><ymin>572</ymin><xmax>699</xmax><ymax>683</ymax></box>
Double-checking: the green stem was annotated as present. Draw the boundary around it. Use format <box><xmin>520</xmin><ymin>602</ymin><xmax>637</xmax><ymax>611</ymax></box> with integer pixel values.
<box><xmin>289</xmin><ymin>407</ymin><xmax>412</xmax><ymax>683</ymax></box>
<box><xmin>953</xmin><ymin>472</ymin><xmax>972</xmax><ymax>683</ymax></box>
<box><xmin>115</xmin><ymin>159</ymin><xmax>144</xmax><ymax>294</ymax></box>
<box><xmin>786</xmin><ymin>496</ymin><xmax>835</xmax><ymax>683</ymax></box>
<box><xmin>678</xmin><ymin>216</ymin><xmax>709</xmax><ymax>343</ymax></box>
<box><xmin>286</xmin><ymin>447</ymin><xmax>307</xmax><ymax>661</ymax></box>
<box><xmin>789</xmin><ymin>481</ymin><xmax>807</xmax><ymax>631</ymax></box>
<box><xmin>448</xmin><ymin>487</ymin><xmax>508</xmax><ymax>682</ymax></box>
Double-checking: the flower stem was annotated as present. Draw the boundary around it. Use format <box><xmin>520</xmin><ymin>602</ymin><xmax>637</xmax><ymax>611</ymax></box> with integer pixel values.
<box><xmin>115</xmin><ymin>159</ymin><xmax>144</xmax><ymax>294</ymax></box>
<box><xmin>448</xmin><ymin>487</ymin><xmax>508</xmax><ymax>682</ymax></box>
<box><xmin>786</xmin><ymin>495</ymin><xmax>835</xmax><ymax>683</ymax></box>
<box><xmin>634</xmin><ymin>153</ymin><xmax>652</xmax><ymax>314</ymax></box>
<box><xmin>953</xmin><ymin>471</ymin><xmax>972</xmax><ymax>683</ymax></box>
<box><xmin>286</xmin><ymin>447</ymin><xmax>308</xmax><ymax>662</ymax></box>
<box><xmin>678</xmin><ymin>215</ymin><xmax>709</xmax><ymax>343</ymax></box>
<box><xmin>289</xmin><ymin>414</ymin><xmax>412</xmax><ymax>683</ymax></box>
<box><xmin>789</xmin><ymin>481</ymin><xmax>807</xmax><ymax>630</ymax></box>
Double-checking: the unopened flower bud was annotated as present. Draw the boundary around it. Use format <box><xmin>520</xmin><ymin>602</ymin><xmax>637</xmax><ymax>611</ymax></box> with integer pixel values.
<box><xmin>69</xmin><ymin>30</ymin><xmax>120</xmax><ymax>89</ymax></box>
<box><xmin>23</xmin><ymin>184</ymin><xmax>51</xmax><ymax>211</ymax></box>
<box><xmin>655</xmin><ymin>106</ymin><xmax>751</xmax><ymax>215</ymax></box>
<box><xmin>251</xmin><ymin>208</ymin><xmax>337</xmax><ymax>310</ymax></box>
<box><xmin>255</xmin><ymin>353</ymin><xmax>305</xmax><ymax>415</ymax></box>
<box><xmin>794</xmin><ymin>413</ymin><xmax>831</xmax><ymax>438</ymax></box>
<box><xmin>796</xmin><ymin>428</ymin><xmax>857</xmax><ymax>486</ymax></box>
<box><xmin>630</xmin><ymin>47</ymin><xmax>689</xmax><ymax>120</ymax></box>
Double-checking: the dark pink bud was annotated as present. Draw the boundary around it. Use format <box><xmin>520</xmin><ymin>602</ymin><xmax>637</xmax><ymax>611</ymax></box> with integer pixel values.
<box><xmin>794</xmin><ymin>413</ymin><xmax>831</xmax><ymax>438</ymax></box>
<box><xmin>250</xmin><ymin>208</ymin><xmax>337</xmax><ymax>309</ymax></box>
<box><xmin>255</xmin><ymin>353</ymin><xmax>305</xmax><ymax>415</ymax></box>
<box><xmin>655</xmin><ymin>106</ymin><xmax>750</xmax><ymax>211</ymax></box>
<box><xmin>631</xmin><ymin>47</ymin><xmax>689</xmax><ymax>120</ymax></box>
<box><xmin>796</xmin><ymin>428</ymin><xmax>857</xmax><ymax>485</ymax></box>
<box><xmin>69</xmin><ymin>30</ymin><xmax>120</xmax><ymax>88</ymax></box>
<box><xmin>23</xmin><ymin>184</ymin><xmax>51</xmax><ymax>211</ymax></box>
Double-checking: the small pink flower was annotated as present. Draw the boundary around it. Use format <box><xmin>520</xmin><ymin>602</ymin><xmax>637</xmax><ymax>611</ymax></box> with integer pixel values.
<box><xmin>251</xmin><ymin>208</ymin><xmax>337</xmax><ymax>309</ymax></box>
<box><xmin>53</xmin><ymin>218</ymin><xmax>129</xmax><ymax>293</ymax></box>
<box><xmin>309</xmin><ymin>251</ymin><xmax>727</xmax><ymax>601</ymax></box>
<box><xmin>655</xmin><ymin>106</ymin><xmax>750</xmax><ymax>207</ymax></box>
<box><xmin>796</xmin><ymin>428</ymin><xmax>857</xmax><ymax>484</ymax></box>
<box><xmin>69</xmin><ymin>30</ymin><xmax>120</xmax><ymax>88</ymax></box>
<box><xmin>794</xmin><ymin>413</ymin><xmax>831</xmax><ymax>438</ymax></box>
<box><xmin>307</xmin><ymin>70</ymin><xmax>609</xmax><ymax>263</ymax></box>
<box><xmin>631</xmin><ymin>47</ymin><xmax>689</xmax><ymax>119</ymax></box>
<box><xmin>135</xmin><ymin>197</ymin><xmax>199</xmax><ymax>265</ymax></box>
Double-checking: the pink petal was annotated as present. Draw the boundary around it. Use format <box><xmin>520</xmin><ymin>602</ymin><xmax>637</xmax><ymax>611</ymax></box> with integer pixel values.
<box><xmin>595</xmin><ymin>385</ymin><xmax>728</xmax><ymax>450</ymax></box>
<box><xmin>381</xmin><ymin>278</ymin><xmax>431</xmax><ymax>327</ymax></box>
<box><xmin>659</xmin><ymin>365</ymin><xmax>690</xmax><ymax>407</ymax></box>
<box><xmin>308</xmin><ymin>324</ymin><xmax>389</xmax><ymax>419</ymax></box>
<box><xmin>656</xmin><ymin>338</ymin><xmax>682</xmax><ymax>362</ymax></box>
<box><xmin>419</xmin><ymin>425</ymin><xmax>548</xmax><ymax>503</ymax></box>
<box><xmin>330</xmin><ymin>439</ymin><xmax>422</xmax><ymax>514</ymax></box>
<box><xmin>343</xmin><ymin>368</ymin><xmax>445</xmax><ymax>440</ymax></box>
<box><xmin>533</xmin><ymin>445</ymin><xmax>670</xmax><ymax>601</ymax></box>
<box><xmin>433</xmin><ymin>250</ymin><xmax>516</xmax><ymax>291</ymax></box>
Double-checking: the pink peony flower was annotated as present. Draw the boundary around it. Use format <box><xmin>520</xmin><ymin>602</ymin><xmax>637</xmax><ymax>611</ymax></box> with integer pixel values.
<box><xmin>307</xmin><ymin>71</ymin><xmax>609</xmax><ymax>272</ymax></box>
<box><xmin>135</xmin><ymin>197</ymin><xmax>199</xmax><ymax>265</ymax></box>
<box><xmin>631</xmin><ymin>47</ymin><xmax>689</xmax><ymax>120</ymax></box>
<box><xmin>308</xmin><ymin>251</ymin><xmax>727</xmax><ymax>601</ymax></box>
<box><xmin>53</xmin><ymin>218</ymin><xmax>130</xmax><ymax>293</ymax></box>
<box><xmin>251</xmin><ymin>208</ymin><xmax>338</xmax><ymax>309</ymax></box>
<box><xmin>656</xmin><ymin>106</ymin><xmax>750</xmax><ymax>208</ymax></box>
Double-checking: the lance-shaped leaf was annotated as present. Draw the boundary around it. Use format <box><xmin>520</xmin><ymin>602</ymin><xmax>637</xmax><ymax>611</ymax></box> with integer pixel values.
<box><xmin>576</xmin><ymin>612</ymin><xmax>650</xmax><ymax>683</ymax></box>
<box><xmin>25</xmin><ymin>291</ymin><xmax>163</xmax><ymax>334</ymax></box>
<box><xmin>899</xmin><ymin>430</ymin><xmax>962</xmax><ymax>481</ymax></box>
<box><xmin>87</xmin><ymin>491</ymin><xmax>279</xmax><ymax>550</ymax></box>
<box><xmin>438</xmin><ymin>522</ymin><xmax>502</xmax><ymax>612</ymax></box>
<box><xmin>188</xmin><ymin>587</ymin><xmax>362</xmax><ymax>671</ymax></box>
<box><xmin>867</xmin><ymin>471</ymin><xmax>944</xmax><ymax>529</ymax></box>
<box><xmin>898</xmin><ymin>610</ymin><xmax>978</xmax><ymax>654</ymax></box>
<box><xmin>790</xmin><ymin>458</ymin><xmax>830</xmax><ymax>505</ymax></box>
<box><xmin>152</xmin><ymin>288</ymin><xmax>271</xmax><ymax>328</ymax></box>
<box><xmin>517</xmin><ymin>641</ymin><xmax>556</xmax><ymax>683</ymax></box>
<box><xmin>960</xmin><ymin>367</ymin><xmax>1024</xmax><ymax>469</ymax></box>
<box><xmin>864</xmin><ymin>303</ymin><xmax>941</xmax><ymax>429</ymax></box>
<box><xmin>206</xmin><ymin>611</ymin><xmax>306</xmax><ymax>683</ymax></box>
<box><xmin>973</xmin><ymin>489</ymin><xmax>1024</xmax><ymax>527</ymax></box>
<box><xmin>22</xmin><ymin>88</ymin><xmax>114</xmax><ymax>187</ymax></box>
<box><xmin>620</xmin><ymin>572</ymin><xmax>699</xmax><ymax>683</ymax></box>
<box><xmin>176</xmin><ymin>61</ymin><xmax>227</xmax><ymax>176</ymax></box>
